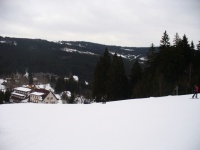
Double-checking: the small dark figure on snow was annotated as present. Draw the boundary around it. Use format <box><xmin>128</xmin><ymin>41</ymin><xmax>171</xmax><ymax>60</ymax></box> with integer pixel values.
<box><xmin>192</xmin><ymin>85</ymin><xmax>199</xmax><ymax>99</ymax></box>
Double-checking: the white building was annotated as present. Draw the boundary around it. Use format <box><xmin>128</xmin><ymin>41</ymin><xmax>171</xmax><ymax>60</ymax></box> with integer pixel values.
<box><xmin>43</xmin><ymin>91</ymin><xmax>58</xmax><ymax>104</ymax></box>
<box><xmin>11</xmin><ymin>87</ymin><xmax>32</xmax><ymax>103</ymax></box>
<box><xmin>29</xmin><ymin>89</ymin><xmax>58</xmax><ymax>104</ymax></box>
<box><xmin>30</xmin><ymin>92</ymin><xmax>45</xmax><ymax>103</ymax></box>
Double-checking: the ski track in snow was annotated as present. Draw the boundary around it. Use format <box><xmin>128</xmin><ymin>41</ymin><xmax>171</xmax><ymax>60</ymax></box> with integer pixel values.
<box><xmin>0</xmin><ymin>95</ymin><xmax>200</xmax><ymax>150</ymax></box>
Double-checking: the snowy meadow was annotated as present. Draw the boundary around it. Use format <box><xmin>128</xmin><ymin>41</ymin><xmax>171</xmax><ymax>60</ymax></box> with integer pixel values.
<box><xmin>0</xmin><ymin>95</ymin><xmax>200</xmax><ymax>150</ymax></box>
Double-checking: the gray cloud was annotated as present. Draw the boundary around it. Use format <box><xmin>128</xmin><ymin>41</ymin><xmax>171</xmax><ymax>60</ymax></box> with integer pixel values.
<box><xmin>0</xmin><ymin>0</ymin><xmax>199</xmax><ymax>47</ymax></box>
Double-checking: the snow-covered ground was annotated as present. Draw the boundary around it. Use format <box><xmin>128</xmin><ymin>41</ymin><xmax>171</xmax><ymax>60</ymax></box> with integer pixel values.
<box><xmin>61</xmin><ymin>47</ymin><xmax>97</xmax><ymax>55</ymax></box>
<box><xmin>109</xmin><ymin>51</ymin><xmax>140</xmax><ymax>60</ymax></box>
<box><xmin>0</xmin><ymin>95</ymin><xmax>200</xmax><ymax>150</ymax></box>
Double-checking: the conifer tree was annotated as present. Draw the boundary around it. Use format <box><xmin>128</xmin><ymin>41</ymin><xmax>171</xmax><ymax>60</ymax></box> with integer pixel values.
<box><xmin>197</xmin><ymin>41</ymin><xmax>200</xmax><ymax>51</ymax></box>
<box><xmin>28</xmin><ymin>68</ymin><xmax>33</xmax><ymax>85</ymax></box>
<box><xmin>173</xmin><ymin>33</ymin><xmax>181</xmax><ymax>47</ymax></box>
<box><xmin>160</xmin><ymin>30</ymin><xmax>170</xmax><ymax>49</ymax></box>
<box><xmin>158</xmin><ymin>31</ymin><xmax>171</xmax><ymax>76</ymax></box>
<box><xmin>181</xmin><ymin>34</ymin><xmax>190</xmax><ymax>49</ymax></box>
<box><xmin>50</xmin><ymin>75</ymin><xmax>56</xmax><ymax>89</ymax></box>
<box><xmin>191</xmin><ymin>41</ymin><xmax>194</xmax><ymax>50</ymax></box>
<box><xmin>93</xmin><ymin>48</ymin><xmax>111</xmax><ymax>102</ymax></box>
<box><xmin>28</xmin><ymin>72</ymin><xmax>33</xmax><ymax>85</ymax></box>
<box><xmin>179</xmin><ymin>35</ymin><xmax>192</xmax><ymax>67</ymax></box>
<box><xmin>66</xmin><ymin>76</ymin><xmax>79</xmax><ymax>94</ymax></box>
<box><xmin>129</xmin><ymin>60</ymin><xmax>143</xmax><ymax>97</ymax></box>
<box><xmin>4</xmin><ymin>89</ymin><xmax>11</xmax><ymax>103</ymax></box>
<box><xmin>181</xmin><ymin>35</ymin><xmax>193</xmax><ymax>92</ymax></box>
<box><xmin>107</xmin><ymin>54</ymin><xmax>129</xmax><ymax>101</ymax></box>
<box><xmin>145</xmin><ymin>43</ymin><xmax>156</xmax><ymax>68</ymax></box>
<box><xmin>55</xmin><ymin>77</ymin><xmax>65</xmax><ymax>93</ymax></box>
<box><xmin>0</xmin><ymin>91</ymin><xmax>4</xmax><ymax>104</ymax></box>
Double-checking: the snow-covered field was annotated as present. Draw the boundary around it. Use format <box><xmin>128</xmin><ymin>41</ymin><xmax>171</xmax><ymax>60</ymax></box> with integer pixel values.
<box><xmin>0</xmin><ymin>95</ymin><xmax>200</xmax><ymax>150</ymax></box>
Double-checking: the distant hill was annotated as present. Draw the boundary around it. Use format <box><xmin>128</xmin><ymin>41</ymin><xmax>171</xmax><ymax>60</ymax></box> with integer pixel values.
<box><xmin>0</xmin><ymin>36</ymin><xmax>150</xmax><ymax>82</ymax></box>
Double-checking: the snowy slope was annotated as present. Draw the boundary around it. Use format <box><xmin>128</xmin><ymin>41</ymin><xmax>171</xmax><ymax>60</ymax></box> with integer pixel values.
<box><xmin>0</xmin><ymin>95</ymin><xmax>200</xmax><ymax>150</ymax></box>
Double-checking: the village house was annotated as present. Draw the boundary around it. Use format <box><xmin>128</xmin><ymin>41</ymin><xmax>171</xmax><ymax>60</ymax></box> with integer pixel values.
<box><xmin>10</xmin><ymin>86</ymin><xmax>58</xmax><ymax>104</ymax></box>
<box><xmin>29</xmin><ymin>89</ymin><xmax>58</xmax><ymax>104</ymax></box>
<box><xmin>10</xmin><ymin>87</ymin><xmax>32</xmax><ymax>103</ymax></box>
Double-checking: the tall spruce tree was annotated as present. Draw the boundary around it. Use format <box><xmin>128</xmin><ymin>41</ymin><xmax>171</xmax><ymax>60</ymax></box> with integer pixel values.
<box><xmin>55</xmin><ymin>77</ymin><xmax>65</xmax><ymax>93</ymax></box>
<box><xmin>145</xmin><ymin>43</ymin><xmax>156</xmax><ymax>68</ymax></box>
<box><xmin>160</xmin><ymin>30</ymin><xmax>170</xmax><ymax>49</ymax></box>
<box><xmin>173</xmin><ymin>33</ymin><xmax>181</xmax><ymax>47</ymax></box>
<box><xmin>179</xmin><ymin>35</ymin><xmax>192</xmax><ymax>71</ymax></box>
<box><xmin>158</xmin><ymin>31</ymin><xmax>171</xmax><ymax>74</ymax></box>
<box><xmin>155</xmin><ymin>31</ymin><xmax>172</xmax><ymax>96</ymax></box>
<box><xmin>93</xmin><ymin>48</ymin><xmax>111</xmax><ymax>102</ymax></box>
<box><xmin>4</xmin><ymin>89</ymin><xmax>11</xmax><ymax>103</ymax></box>
<box><xmin>28</xmin><ymin>73</ymin><xmax>33</xmax><ymax>85</ymax></box>
<box><xmin>28</xmin><ymin>68</ymin><xmax>33</xmax><ymax>85</ymax></box>
<box><xmin>107</xmin><ymin>54</ymin><xmax>129</xmax><ymax>101</ymax></box>
<box><xmin>65</xmin><ymin>76</ymin><xmax>80</xmax><ymax>94</ymax></box>
<box><xmin>197</xmin><ymin>41</ymin><xmax>200</xmax><ymax>51</ymax></box>
<box><xmin>181</xmin><ymin>35</ymin><xmax>193</xmax><ymax>92</ymax></box>
<box><xmin>129</xmin><ymin>60</ymin><xmax>143</xmax><ymax>98</ymax></box>
<box><xmin>0</xmin><ymin>91</ymin><xmax>4</xmax><ymax>104</ymax></box>
<box><xmin>191</xmin><ymin>41</ymin><xmax>194</xmax><ymax>50</ymax></box>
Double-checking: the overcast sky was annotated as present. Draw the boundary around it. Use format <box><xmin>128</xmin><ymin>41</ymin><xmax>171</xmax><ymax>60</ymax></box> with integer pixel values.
<box><xmin>0</xmin><ymin>0</ymin><xmax>199</xmax><ymax>47</ymax></box>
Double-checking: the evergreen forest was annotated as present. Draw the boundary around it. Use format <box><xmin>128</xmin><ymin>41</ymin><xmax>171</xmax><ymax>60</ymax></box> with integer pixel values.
<box><xmin>93</xmin><ymin>31</ymin><xmax>200</xmax><ymax>101</ymax></box>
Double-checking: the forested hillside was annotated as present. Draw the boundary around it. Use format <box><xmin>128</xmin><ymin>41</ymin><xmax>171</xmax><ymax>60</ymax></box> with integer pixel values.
<box><xmin>0</xmin><ymin>36</ymin><xmax>149</xmax><ymax>82</ymax></box>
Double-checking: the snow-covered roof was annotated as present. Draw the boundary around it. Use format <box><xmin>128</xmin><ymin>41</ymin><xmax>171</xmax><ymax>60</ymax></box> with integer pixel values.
<box><xmin>12</xmin><ymin>92</ymin><xmax>26</xmax><ymax>97</ymax></box>
<box><xmin>55</xmin><ymin>94</ymin><xmax>61</xmax><ymax>100</ymax></box>
<box><xmin>30</xmin><ymin>92</ymin><xmax>45</xmax><ymax>96</ymax></box>
<box><xmin>73</xmin><ymin>75</ymin><xmax>79</xmax><ymax>82</ymax></box>
<box><xmin>35</xmin><ymin>84</ymin><xmax>54</xmax><ymax>92</ymax></box>
<box><xmin>139</xmin><ymin>57</ymin><xmax>147</xmax><ymax>61</ymax></box>
<box><xmin>0</xmin><ymin>79</ymin><xmax>6</xmax><ymax>84</ymax></box>
<box><xmin>14</xmin><ymin>87</ymin><xmax>31</xmax><ymax>92</ymax></box>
